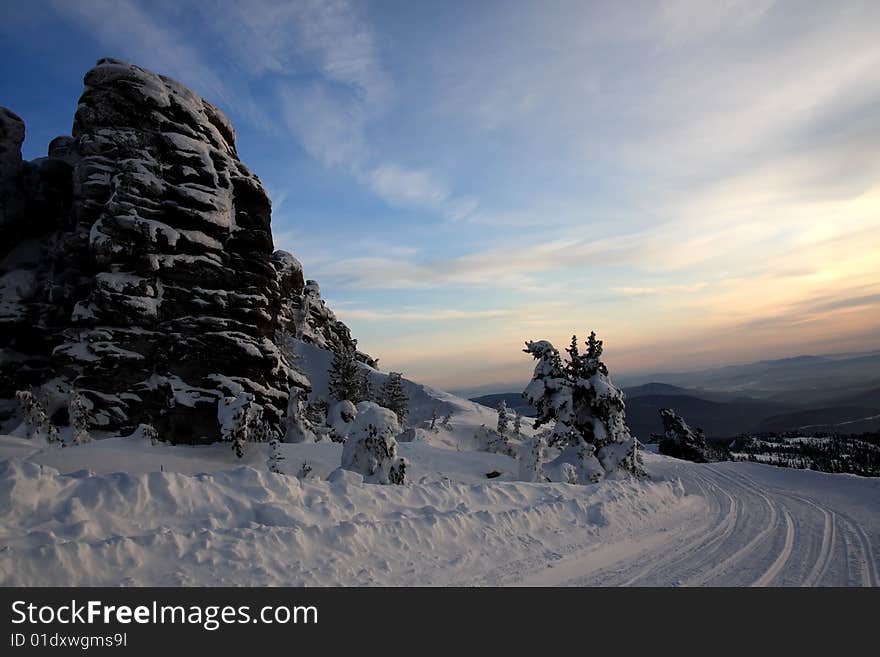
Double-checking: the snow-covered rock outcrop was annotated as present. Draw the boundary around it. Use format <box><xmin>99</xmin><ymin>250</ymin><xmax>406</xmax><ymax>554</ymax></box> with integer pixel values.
<box><xmin>272</xmin><ymin>256</ymin><xmax>377</xmax><ymax>368</ymax></box>
<box><xmin>654</xmin><ymin>408</ymin><xmax>728</xmax><ymax>463</ymax></box>
<box><xmin>0</xmin><ymin>58</ymin><xmax>368</xmax><ymax>443</ymax></box>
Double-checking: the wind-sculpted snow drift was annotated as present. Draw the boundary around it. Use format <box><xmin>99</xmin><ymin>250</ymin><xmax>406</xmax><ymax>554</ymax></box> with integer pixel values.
<box><xmin>0</xmin><ymin>59</ymin><xmax>369</xmax><ymax>443</ymax></box>
<box><xmin>0</xmin><ymin>451</ymin><xmax>690</xmax><ymax>586</ymax></box>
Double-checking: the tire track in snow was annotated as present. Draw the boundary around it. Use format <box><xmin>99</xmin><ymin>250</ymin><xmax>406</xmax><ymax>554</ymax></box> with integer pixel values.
<box><xmin>715</xmin><ymin>467</ymin><xmax>827</xmax><ymax>587</ymax></box>
<box><xmin>685</xmin><ymin>466</ymin><xmax>782</xmax><ymax>585</ymax></box>
<box><xmin>835</xmin><ymin>513</ymin><xmax>878</xmax><ymax>587</ymax></box>
<box><xmin>847</xmin><ymin>516</ymin><xmax>879</xmax><ymax>586</ymax></box>
<box><xmin>616</xmin><ymin>471</ymin><xmax>741</xmax><ymax>586</ymax></box>
<box><xmin>802</xmin><ymin>500</ymin><xmax>835</xmax><ymax>587</ymax></box>
<box><xmin>751</xmin><ymin>509</ymin><xmax>795</xmax><ymax>587</ymax></box>
<box><xmin>575</xmin><ymin>472</ymin><xmax>740</xmax><ymax>586</ymax></box>
<box><xmin>513</xmin><ymin>460</ymin><xmax>877</xmax><ymax>588</ymax></box>
<box><xmin>732</xmin><ymin>468</ymin><xmax>875</xmax><ymax>587</ymax></box>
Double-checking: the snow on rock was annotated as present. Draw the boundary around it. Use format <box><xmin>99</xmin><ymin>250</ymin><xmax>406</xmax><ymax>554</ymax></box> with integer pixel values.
<box><xmin>655</xmin><ymin>408</ymin><xmax>728</xmax><ymax>463</ymax></box>
<box><xmin>0</xmin><ymin>59</ymin><xmax>312</xmax><ymax>440</ymax></box>
<box><xmin>273</xmin><ymin>254</ymin><xmax>377</xmax><ymax>368</ymax></box>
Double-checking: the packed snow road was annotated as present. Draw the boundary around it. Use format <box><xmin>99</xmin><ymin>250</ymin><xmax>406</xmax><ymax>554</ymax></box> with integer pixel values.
<box><xmin>514</xmin><ymin>458</ymin><xmax>879</xmax><ymax>587</ymax></box>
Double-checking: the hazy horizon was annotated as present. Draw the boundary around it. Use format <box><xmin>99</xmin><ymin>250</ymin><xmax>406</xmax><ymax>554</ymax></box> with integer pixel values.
<box><xmin>3</xmin><ymin>0</ymin><xmax>880</xmax><ymax>390</ymax></box>
<box><xmin>449</xmin><ymin>345</ymin><xmax>880</xmax><ymax>398</ymax></box>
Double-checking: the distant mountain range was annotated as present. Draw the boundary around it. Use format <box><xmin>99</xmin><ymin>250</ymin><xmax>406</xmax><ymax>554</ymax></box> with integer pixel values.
<box><xmin>615</xmin><ymin>350</ymin><xmax>880</xmax><ymax>404</ymax></box>
<box><xmin>470</xmin><ymin>351</ymin><xmax>880</xmax><ymax>440</ymax></box>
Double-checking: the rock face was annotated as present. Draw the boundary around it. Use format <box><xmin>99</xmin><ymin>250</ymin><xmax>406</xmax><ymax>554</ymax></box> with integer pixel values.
<box><xmin>0</xmin><ymin>58</ymin><xmax>367</xmax><ymax>443</ymax></box>
<box><xmin>654</xmin><ymin>408</ymin><xmax>728</xmax><ymax>463</ymax></box>
<box><xmin>273</xmin><ymin>254</ymin><xmax>377</xmax><ymax>368</ymax></box>
<box><xmin>0</xmin><ymin>108</ymin><xmax>26</xmax><ymax>239</ymax></box>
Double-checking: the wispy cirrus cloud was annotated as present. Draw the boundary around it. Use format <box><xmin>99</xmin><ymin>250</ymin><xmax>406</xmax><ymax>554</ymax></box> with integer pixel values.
<box><xmin>610</xmin><ymin>284</ymin><xmax>708</xmax><ymax>297</ymax></box>
<box><xmin>45</xmin><ymin>0</ymin><xmax>474</xmax><ymax>219</ymax></box>
<box><xmin>279</xmin><ymin>83</ymin><xmax>367</xmax><ymax>167</ymax></box>
<box><xmin>46</xmin><ymin>0</ymin><xmax>275</xmax><ymax>130</ymax></box>
<box><xmin>336</xmin><ymin>307</ymin><xmax>513</xmax><ymax>322</ymax></box>
<box><xmin>365</xmin><ymin>163</ymin><xmax>449</xmax><ymax>208</ymax></box>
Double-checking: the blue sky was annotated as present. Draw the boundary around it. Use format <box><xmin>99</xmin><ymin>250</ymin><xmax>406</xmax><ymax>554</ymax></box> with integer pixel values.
<box><xmin>3</xmin><ymin>0</ymin><xmax>880</xmax><ymax>392</ymax></box>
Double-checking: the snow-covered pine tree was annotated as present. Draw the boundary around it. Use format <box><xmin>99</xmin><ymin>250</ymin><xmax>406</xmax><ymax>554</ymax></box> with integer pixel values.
<box><xmin>142</xmin><ymin>423</ymin><xmax>159</xmax><ymax>445</ymax></box>
<box><xmin>513</xmin><ymin>410</ymin><xmax>523</xmax><ymax>436</ymax></box>
<box><xmin>340</xmin><ymin>402</ymin><xmax>407</xmax><ymax>484</ymax></box>
<box><xmin>356</xmin><ymin>367</ymin><xmax>373</xmax><ymax>404</ymax></box>
<box><xmin>328</xmin><ymin>332</ymin><xmax>364</xmax><ymax>403</ymax></box>
<box><xmin>377</xmin><ymin>371</ymin><xmax>409</xmax><ymax>424</ymax></box>
<box><xmin>267</xmin><ymin>427</ymin><xmax>285</xmax><ymax>474</ymax></box>
<box><xmin>328</xmin><ymin>399</ymin><xmax>357</xmax><ymax>442</ymax></box>
<box><xmin>285</xmin><ymin>389</ymin><xmax>317</xmax><ymax>443</ymax></box>
<box><xmin>441</xmin><ymin>412</ymin><xmax>452</xmax><ymax>430</ymax></box>
<box><xmin>522</xmin><ymin>331</ymin><xmax>643</xmax><ymax>482</ymax></box>
<box><xmin>564</xmin><ymin>334</ymin><xmax>582</xmax><ymax>379</ymax></box>
<box><xmin>250</xmin><ymin>415</ymin><xmax>271</xmax><ymax>444</ymax></box>
<box><xmin>522</xmin><ymin>341</ymin><xmax>572</xmax><ymax>445</ymax></box>
<box><xmin>518</xmin><ymin>434</ymin><xmax>547</xmax><ymax>482</ymax></box>
<box><xmin>15</xmin><ymin>390</ymin><xmax>59</xmax><ymax>443</ymax></box>
<box><xmin>496</xmin><ymin>400</ymin><xmax>510</xmax><ymax>436</ymax></box>
<box><xmin>68</xmin><ymin>390</ymin><xmax>92</xmax><ymax>445</ymax></box>
<box><xmin>297</xmin><ymin>461</ymin><xmax>313</xmax><ymax>480</ymax></box>
<box><xmin>231</xmin><ymin>418</ymin><xmax>248</xmax><ymax>459</ymax></box>
<box><xmin>220</xmin><ymin>393</ymin><xmax>260</xmax><ymax>459</ymax></box>
<box><xmin>304</xmin><ymin>399</ymin><xmax>327</xmax><ymax>427</ymax></box>
<box><xmin>429</xmin><ymin>408</ymin><xmax>439</xmax><ymax>432</ymax></box>
<box><xmin>475</xmin><ymin>424</ymin><xmax>516</xmax><ymax>457</ymax></box>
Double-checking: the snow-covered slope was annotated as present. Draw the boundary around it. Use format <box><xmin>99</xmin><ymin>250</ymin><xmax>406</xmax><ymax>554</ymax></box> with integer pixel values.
<box><xmin>293</xmin><ymin>339</ymin><xmax>510</xmax><ymax>449</ymax></box>
<box><xmin>1</xmin><ymin>340</ymin><xmax>876</xmax><ymax>587</ymax></box>
<box><xmin>1</xmin><ymin>432</ymin><xmax>877</xmax><ymax>586</ymax></box>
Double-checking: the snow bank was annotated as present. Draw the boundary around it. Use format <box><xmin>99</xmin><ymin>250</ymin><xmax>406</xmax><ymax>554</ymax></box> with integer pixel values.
<box><xmin>0</xmin><ymin>451</ymin><xmax>690</xmax><ymax>586</ymax></box>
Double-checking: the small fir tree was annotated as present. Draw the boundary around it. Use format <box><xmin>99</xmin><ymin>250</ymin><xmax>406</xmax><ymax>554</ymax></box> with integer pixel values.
<box><xmin>142</xmin><ymin>423</ymin><xmax>159</xmax><ymax>445</ymax></box>
<box><xmin>68</xmin><ymin>390</ymin><xmax>92</xmax><ymax>445</ymax></box>
<box><xmin>328</xmin><ymin>332</ymin><xmax>364</xmax><ymax>403</ymax></box>
<box><xmin>15</xmin><ymin>390</ymin><xmax>59</xmax><ymax>444</ymax></box>
<box><xmin>221</xmin><ymin>394</ymin><xmax>262</xmax><ymax>459</ymax></box>
<box><xmin>268</xmin><ymin>427</ymin><xmax>285</xmax><ymax>474</ymax></box>
<box><xmin>496</xmin><ymin>400</ymin><xmax>510</xmax><ymax>436</ymax></box>
<box><xmin>297</xmin><ymin>461</ymin><xmax>313</xmax><ymax>480</ymax></box>
<box><xmin>377</xmin><ymin>372</ymin><xmax>409</xmax><ymax>424</ymax></box>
